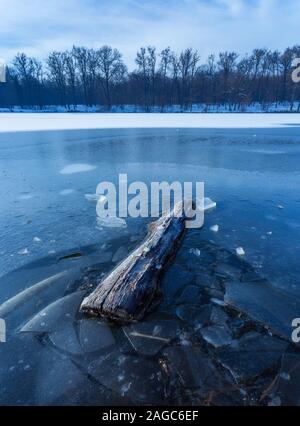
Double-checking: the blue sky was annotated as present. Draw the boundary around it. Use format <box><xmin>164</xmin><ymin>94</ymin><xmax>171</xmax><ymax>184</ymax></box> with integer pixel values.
<box><xmin>0</xmin><ymin>0</ymin><xmax>299</xmax><ymax>68</ymax></box>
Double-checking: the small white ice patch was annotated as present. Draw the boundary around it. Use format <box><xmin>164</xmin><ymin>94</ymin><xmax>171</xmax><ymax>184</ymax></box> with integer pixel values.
<box><xmin>236</xmin><ymin>247</ymin><xmax>245</xmax><ymax>256</ymax></box>
<box><xmin>189</xmin><ymin>248</ymin><xmax>201</xmax><ymax>257</ymax></box>
<box><xmin>85</xmin><ymin>194</ymin><xmax>107</xmax><ymax>203</ymax></box>
<box><xmin>18</xmin><ymin>248</ymin><xmax>29</xmax><ymax>255</ymax></box>
<box><xmin>210</xmin><ymin>225</ymin><xmax>219</xmax><ymax>233</ymax></box>
<box><xmin>59</xmin><ymin>164</ymin><xmax>97</xmax><ymax>175</ymax></box>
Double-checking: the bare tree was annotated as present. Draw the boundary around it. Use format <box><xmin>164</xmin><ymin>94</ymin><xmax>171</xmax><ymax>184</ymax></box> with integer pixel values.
<box><xmin>97</xmin><ymin>46</ymin><xmax>126</xmax><ymax>109</ymax></box>
<box><xmin>178</xmin><ymin>48</ymin><xmax>200</xmax><ymax>109</ymax></box>
<box><xmin>47</xmin><ymin>51</ymin><xmax>68</xmax><ymax>106</ymax></box>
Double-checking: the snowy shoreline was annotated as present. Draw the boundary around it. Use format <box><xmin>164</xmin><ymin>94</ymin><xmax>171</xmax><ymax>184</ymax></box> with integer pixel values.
<box><xmin>0</xmin><ymin>112</ymin><xmax>300</xmax><ymax>133</ymax></box>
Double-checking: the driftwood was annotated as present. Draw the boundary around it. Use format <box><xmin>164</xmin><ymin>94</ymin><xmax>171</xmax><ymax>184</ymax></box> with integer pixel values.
<box><xmin>80</xmin><ymin>201</ymin><xmax>192</xmax><ymax>323</ymax></box>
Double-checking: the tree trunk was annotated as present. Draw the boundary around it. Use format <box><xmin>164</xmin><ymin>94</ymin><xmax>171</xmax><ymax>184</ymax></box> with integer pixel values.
<box><xmin>80</xmin><ymin>202</ymin><xmax>190</xmax><ymax>323</ymax></box>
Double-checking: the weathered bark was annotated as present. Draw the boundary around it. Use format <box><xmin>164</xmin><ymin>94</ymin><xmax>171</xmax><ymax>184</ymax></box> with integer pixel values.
<box><xmin>80</xmin><ymin>202</ymin><xmax>190</xmax><ymax>323</ymax></box>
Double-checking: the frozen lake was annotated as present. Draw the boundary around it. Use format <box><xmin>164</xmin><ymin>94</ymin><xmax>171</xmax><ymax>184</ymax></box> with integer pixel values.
<box><xmin>0</xmin><ymin>125</ymin><xmax>300</xmax><ymax>405</ymax></box>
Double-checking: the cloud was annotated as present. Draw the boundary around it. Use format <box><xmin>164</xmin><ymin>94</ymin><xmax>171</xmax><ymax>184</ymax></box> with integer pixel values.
<box><xmin>0</xmin><ymin>0</ymin><xmax>299</xmax><ymax>68</ymax></box>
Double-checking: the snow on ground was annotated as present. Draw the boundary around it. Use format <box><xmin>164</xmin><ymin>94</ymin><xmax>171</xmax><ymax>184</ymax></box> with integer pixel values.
<box><xmin>0</xmin><ymin>102</ymin><xmax>299</xmax><ymax>114</ymax></box>
<box><xmin>0</xmin><ymin>113</ymin><xmax>300</xmax><ymax>133</ymax></box>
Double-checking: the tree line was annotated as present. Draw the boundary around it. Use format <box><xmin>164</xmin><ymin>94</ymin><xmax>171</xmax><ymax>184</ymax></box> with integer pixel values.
<box><xmin>1</xmin><ymin>45</ymin><xmax>300</xmax><ymax>111</ymax></box>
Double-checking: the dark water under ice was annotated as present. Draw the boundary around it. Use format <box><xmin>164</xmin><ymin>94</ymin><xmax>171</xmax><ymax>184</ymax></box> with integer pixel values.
<box><xmin>0</xmin><ymin>127</ymin><xmax>300</xmax><ymax>405</ymax></box>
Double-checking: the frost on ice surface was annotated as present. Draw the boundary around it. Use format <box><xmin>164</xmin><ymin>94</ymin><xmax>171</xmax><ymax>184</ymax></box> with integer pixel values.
<box><xmin>96</xmin><ymin>216</ymin><xmax>127</xmax><ymax>229</ymax></box>
<box><xmin>236</xmin><ymin>247</ymin><xmax>245</xmax><ymax>256</ymax></box>
<box><xmin>210</xmin><ymin>225</ymin><xmax>219</xmax><ymax>233</ymax></box>
<box><xmin>59</xmin><ymin>163</ymin><xmax>97</xmax><ymax>175</ymax></box>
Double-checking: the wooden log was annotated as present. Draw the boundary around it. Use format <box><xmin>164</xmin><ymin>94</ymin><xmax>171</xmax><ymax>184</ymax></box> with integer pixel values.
<box><xmin>80</xmin><ymin>201</ymin><xmax>191</xmax><ymax>323</ymax></box>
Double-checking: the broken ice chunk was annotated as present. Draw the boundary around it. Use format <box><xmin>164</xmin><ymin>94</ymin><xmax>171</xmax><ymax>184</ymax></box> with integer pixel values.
<box><xmin>123</xmin><ymin>319</ymin><xmax>179</xmax><ymax>356</ymax></box>
<box><xmin>49</xmin><ymin>321</ymin><xmax>83</xmax><ymax>355</ymax></box>
<box><xmin>200</xmin><ymin>325</ymin><xmax>233</xmax><ymax>348</ymax></box>
<box><xmin>87</xmin><ymin>350</ymin><xmax>164</xmax><ymax>404</ymax></box>
<box><xmin>210</xmin><ymin>306</ymin><xmax>229</xmax><ymax>326</ymax></box>
<box><xmin>216</xmin><ymin>332</ymin><xmax>288</xmax><ymax>383</ymax></box>
<box><xmin>210</xmin><ymin>225</ymin><xmax>219</xmax><ymax>233</ymax></box>
<box><xmin>96</xmin><ymin>216</ymin><xmax>127</xmax><ymax>229</ymax></box>
<box><xmin>78</xmin><ymin>318</ymin><xmax>115</xmax><ymax>353</ymax></box>
<box><xmin>163</xmin><ymin>346</ymin><xmax>229</xmax><ymax>391</ymax></box>
<box><xmin>33</xmin><ymin>237</ymin><xmax>42</xmax><ymax>243</ymax></box>
<box><xmin>236</xmin><ymin>247</ymin><xmax>245</xmax><ymax>256</ymax></box>
<box><xmin>20</xmin><ymin>291</ymin><xmax>86</xmax><ymax>333</ymax></box>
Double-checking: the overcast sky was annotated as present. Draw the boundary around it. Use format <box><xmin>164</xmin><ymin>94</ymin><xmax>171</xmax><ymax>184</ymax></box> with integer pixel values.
<box><xmin>0</xmin><ymin>0</ymin><xmax>299</xmax><ymax>68</ymax></box>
